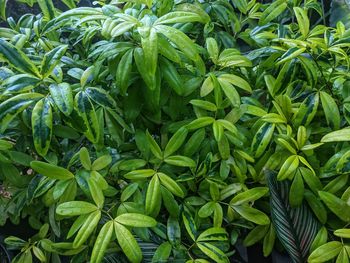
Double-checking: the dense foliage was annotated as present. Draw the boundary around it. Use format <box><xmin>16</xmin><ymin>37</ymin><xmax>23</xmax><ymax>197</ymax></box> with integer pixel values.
<box><xmin>0</xmin><ymin>0</ymin><xmax>350</xmax><ymax>262</ymax></box>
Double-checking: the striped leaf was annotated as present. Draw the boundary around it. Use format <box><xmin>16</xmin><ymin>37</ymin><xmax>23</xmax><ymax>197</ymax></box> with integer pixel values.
<box><xmin>0</xmin><ymin>39</ymin><xmax>40</xmax><ymax>76</ymax></box>
<box><xmin>85</xmin><ymin>87</ymin><xmax>116</xmax><ymax>109</ymax></box>
<box><xmin>2</xmin><ymin>74</ymin><xmax>40</xmax><ymax>94</ymax></box>
<box><xmin>0</xmin><ymin>93</ymin><xmax>43</xmax><ymax>132</ymax></box>
<box><xmin>41</xmin><ymin>45</ymin><xmax>68</xmax><ymax>77</ymax></box>
<box><xmin>49</xmin><ymin>83</ymin><xmax>73</xmax><ymax>116</ymax></box>
<box><xmin>37</xmin><ymin>0</ymin><xmax>56</xmax><ymax>20</ymax></box>
<box><xmin>75</xmin><ymin>91</ymin><xmax>100</xmax><ymax>143</ymax></box>
<box><xmin>266</xmin><ymin>170</ymin><xmax>320</xmax><ymax>263</ymax></box>
<box><xmin>32</xmin><ymin>98</ymin><xmax>53</xmax><ymax>156</ymax></box>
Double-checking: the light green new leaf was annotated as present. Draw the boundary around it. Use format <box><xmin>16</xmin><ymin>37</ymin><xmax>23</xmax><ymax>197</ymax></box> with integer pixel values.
<box><xmin>319</xmin><ymin>191</ymin><xmax>350</xmax><ymax>222</ymax></box>
<box><xmin>31</xmin><ymin>161</ymin><xmax>74</xmax><ymax>180</ymax></box>
<box><xmin>145</xmin><ymin>175</ymin><xmax>161</xmax><ymax>215</ymax></box>
<box><xmin>321</xmin><ymin>128</ymin><xmax>350</xmax><ymax>142</ymax></box>
<box><xmin>91</xmin><ymin>221</ymin><xmax>114</xmax><ymax>263</ymax></box>
<box><xmin>230</xmin><ymin>187</ymin><xmax>269</xmax><ymax>206</ymax></box>
<box><xmin>114</xmin><ymin>222</ymin><xmax>142</xmax><ymax>263</ymax></box>
<box><xmin>158</xmin><ymin>172</ymin><xmax>184</xmax><ymax>198</ymax></box>
<box><xmin>233</xmin><ymin>205</ymin><xmax>270</xmax><ymax>225</ymax></box>
<box><xmin>308</xmin><ymin>241</ymin><xmax>343</xmax><ymax>263</ymax></box>
<box><xmin>73</xmin><ymin>210</ymin><xmax>101</xmax><ymax>248</ymax></box>
<box><xmin>294</xmin><ymin>7</ymin><xmax>310</xmax><ymax>38</ymax></box>
<box><xmin>115</xmin><ymin>213</ymin><xmax>157</xmax><ymax>227</ymax></box>
<box><xmin>56</xmin><ymin>201</ymin><xmax>97</xmax><ymax>216</ymax></box>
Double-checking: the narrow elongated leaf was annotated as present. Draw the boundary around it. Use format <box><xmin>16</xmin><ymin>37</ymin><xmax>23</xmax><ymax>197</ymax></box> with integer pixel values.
<box><xmin>158</xmin><ymin>172</ymin><xmax>184</xmax><ymax>197</ymax></box>
<box><xmin>56</xmin><ymin>201</ymin><xmax>97</xmax><ymax>216</ymax></box>
<box><xmin>164</xmin><ymin>127</ymin><xmax>188</xmax><ymax>157</ymax></box>
<box><xmin>230</xmin><ymin>187</ymin><xmax>268</xmax><ymax>205</ymax></box>
<box><xmin>37</xmin><ymin>0</ymin><xmax>56</xmax><ymax>20</ymax></box>
<box><xmin>91</xmin><ymin>221</ymin><xmax>114</xmax><ymax>263</ymax></box>
<box><xmin>145</xmin><ymin>175</ymin><xmax>161</xmax><ymax>215</ymax></box>
<box><xmin>115</xmin><ymin>213</ymin><xmax>157</xmax><ymax>227</ymax></box>
<box><xmin>31</xmin><ymin>161</ymin><xmax>74</xmax><ymax>180</ymax></box>
<box><xmin>320</xmin><ymin>91</ymin><xmax>340</xmax><ymax>130</ymax></box>
<box><xmin>308</xmin><ymin>241</ymin><xmax>343</xmax><ymax>263</ymax></box>
<box><xmin>114</xmin><ymin>222</ymin><xmax>142</xmax><ymax>263</ymax></box>
<box><xmin>116</xmin><ymin>49</ymin><xmax>133</xmax><ymax>94</ymax></box>
<box><xmin>266</xmin><ymin>171</ymin><xmax>320</xmax><ymax>263</ymax></box>
<box><xmin>73</xmin><ymin>210</ymin><xmax>101</xmax><ymax>248</ymax></box>
<box><xmin>318</xmin><ymin>191</ymin><xmax>350</xmax><ymax>222</ymax></box>
<box><xmin>233</xmin><ymin>205</ymin><xmax>270</xmax><ymax>225</ymax></box>
<box><xmin>321</xmin><ymin>128</ymin><xmax>350</xmax><ymax>142</ymax></box>
<box><xmin>32</xmin><ymin>98</ymin><xmax>53</xmax><ymax>156</ymax></box>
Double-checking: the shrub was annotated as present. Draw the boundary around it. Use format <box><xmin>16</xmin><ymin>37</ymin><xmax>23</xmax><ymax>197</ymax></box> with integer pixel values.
<box><xmin>0</xmin><ymin>0</ymin><xmax>350</xmax><ymax>262</ymax></box>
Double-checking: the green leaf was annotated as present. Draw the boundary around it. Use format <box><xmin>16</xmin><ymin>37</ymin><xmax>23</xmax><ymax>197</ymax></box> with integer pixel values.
<box><xmin>56</xmin><ymin>201</ymin><xmax>97</xmax><ymax>216</ymax></box>
<box><xmin>267</xmin><ymin>171</ymin><xmax>320</xmax><ymax>263</ymax></box>
<box><xmin>190</xmin><ymin>99</ymin><xmax>217</xmax><ymax>112</ymax></box>
<box><xmin>230</xmin><ymin>187</ymin><xmax>268</xmax><ymax>205</ymax></box>
<box><xmin>152</xmin><ymin>242</ymin><xmax>172</xmax><ymax>263</ymax></box>
<box><xmin>197</xmin><ymin>242</ymin><xmax>229</xmax><ymax>263</ymax></box>
<box><xmin>31</xmin><ymin>161</ymin><xmax>74</xmax><ymax>180</ymax></box>
<box><xmin>124</xmin><ymin>169</ymin><xmax>156</xmax><ymax>180</ymax></box>
<box><xmin>85</xmin><ymin>87</ymin><xmax>117</xmax><ymax>109</ymax></box>
<box><xmin>164</xmin><ymin>155</ymin><xmax>196</xmax><ymax>167</ymax></box>
<box><xmin>320</xmin><ymin>91</ymin><xmax>340</xmax><ymax>130</ymax></box>
<box><xmin>116</xmin><ymin>49</ymin><xmax>133</xmax><ymax>95</ymax></box>
<box><xmin>145</xmin><ymin>175</ymin><xmax>161</xmax><ymax>215</ymax></box>
<box><xmin>49</xmin><ymin>83</ymin><xmax>74</xmax><ymax>116</ymax></box>
<box><xmin>32</xmin><ymin>98</ymin><xmax>53</xmax><ymax>156</ymax></box>
<box><xmin>321</xmin><ymin>128</ymin><xmax>350</xmax><ymax>142</ymax></box>
<box><xmin>88</xmin><ymin>177</ymin><xmax>104</xmax><ymax>208</ymax></box>
<box><xmin>0</xmin><ymin>39</ymin><xmax>40</xmax><ymax>76</ymax></box>
<box><xmin>334</xmin><ymin>229</ymin><xmax>350</xmax><ymax>238</ymax></box>
<box><xmin>277</xmin><ymin>155</ymin><xmax>299</xmax><ymax>181</ymax></box>
<box><xmin>318</xmin><ymin>191</ymin><xmax>350</xmax><ymax>222</ymax></box>
<box><xmin>91</xmin><ymin>155</ymin><xmax>112</xmax><ymax>171</ymax></box>
<box><xmin>206</xmin><ymin>37</ymin><xmax>219</xmax><ymax>63</ymax></box>
<box><xmin>233</xmin><ymin>205</ymin><xmax>270</xmax><ymax>225</ymax></box>
<box><xmin>79</xmin><ymin>147</ymin><xmax>91</xmax><ymax>170</ymax></box>
<box><xmin>243</xmin><ymin>225</ymin><xmax>269</xmax><ymax>246</ymax></box>
<box><xmin>0</xmin><ymin>0</ymin><xmax>7</xmax><ymax>20</ymax></box>
<box><xmin>73</xmin><ymin>210</ymin><xmax>101</xmax><ymax>248</ymax></box>
<box><xmin>115</xmin><ymin>213</ymin><xmax>157</xmax><ymax>227</ymax></box>
<box><xmin>310</xmin><ymin>227</ymin><xmax>328</xmax><ymax>252</ymax></box>
<box><xmin>218</xmin><ymin>74</ymin><xmax>252</xmax><ymax>93</ymax></box>
<box><xmin>155</xmin><ymin>11</ymin><xmax>207</xmax><ymax>25</ymax></box>
<box><xmin>91</xmin><ymin>221</ymin><xmax>114</xmax><ymax>263</ymax></box>
<box><xmin>293</xmin><ymin>7</ymin><xmax>310</xmax><ymax>38</ymax></box>
<box><xmin>155</xmin><ymin>25</ymin><xmax>200</xmax><ymax>63</ymax></box>
<box><xmin>158</xmin><ymin>172</ymin><xmax>184</xmax><ymax>198</ymax></box>
<box><xmin>164</xmin><ymin>127</ymin><xmax>188</xmax><ymax>157</ymax></box>
<box><xmin>259</xmin><ymin>0</ymin><xmax>287</xmax><ymax>25</ymax></box>
<box><xmin>146</xmin><ymin>130</ymin><xmax>163</xmax><ymax>159</ymax></box>
<box><xmin>114</xmin><ymin>222</ymin><xmax>142</xmax><ymax>263</ymax></box>
<box><xmin>263</xmin><ymin>225</ymin><xmax>276</xmax><ymax>257</ymax></box>
<box><xmin>308</xmin><ymin>241</ymin><xmax>343</xmax><ymax>263</ymax></box>
<box><xmin>140</xmin><ymin>27</ymin><xmax>158</xmax><ymax>78</ymax></box>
